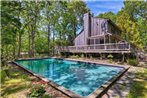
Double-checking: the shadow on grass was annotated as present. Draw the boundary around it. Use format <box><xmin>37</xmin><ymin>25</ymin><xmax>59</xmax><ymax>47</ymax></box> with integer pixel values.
<box><xmin>1</xmin><ymin>84</ymin><xmax>28</xmax><ymax>96</ymax></box>
<box><xmin>128</xmin><ymin>80</ymin><xmax>147</xmax><ymax>98</ymax></box>
<box><xmin>127</xmin><ymin>67</ymin><xmax>147</xmax><ymax>98</ymax></box>
<box><xmin>1</xmin><ymin>69</ymin><xmax>31</xmax><ymax>97</ymax></box>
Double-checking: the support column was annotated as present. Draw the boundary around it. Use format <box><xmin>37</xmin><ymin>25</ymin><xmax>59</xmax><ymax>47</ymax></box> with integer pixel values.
<box><xmin>94</xmin><ymin>38</ymin><xmax>96</xmax><ymax>49</ymax></box>
<box><xmin>104</xmin><ymin>36</ymin><xmax>106</xmax><ymax>50</ymax></box>
<box><xmin>122</xmin><ymin>52</ymin><xmax>125</xmax><ymax>62</ymax></box>
<box><xmin>104</xmin><ymin>35</ymin><xmax>106</xmax><ymax>44</ymax></box>
<box><xmin>100</xmin><ymin>53</ymin><xmax>102</xmax><ymax>60</ymax></box>
<box><xmin>109</xmin><ymin>35</ymin><xmax>110</xmax><ymax>43</ymax></box>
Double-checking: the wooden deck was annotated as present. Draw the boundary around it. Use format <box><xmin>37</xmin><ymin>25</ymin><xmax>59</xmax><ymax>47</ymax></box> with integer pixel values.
<box><xmin>57</xmin><ymin>43</ymin><xmax>132</xmax><ymax>53</ymax></box>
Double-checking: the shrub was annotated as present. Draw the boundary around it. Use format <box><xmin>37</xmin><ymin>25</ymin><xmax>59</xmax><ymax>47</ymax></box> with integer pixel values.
<box><xmin>107</xmin><ymin>54</ymin><xmax>113</xmax><ymax>59</ymax></box>
<box><xmin>0</xmin><ymin>69</ymin><xmax>7</xmax><ymax>83</ymax></box>
<box><xmin>28</xmin><ymin>80</ymin><xmax>47</xmax><ymax>98</ymax></box>
<box><xmin>29</xmin><ymin>85</ymin><xmax>46</xmax><ymax>97</ymax></box>
<box><xmin>107</xmin><ymin>54</ymin><xmax>113</xmax><ymax>63</ymax></box>
<box><xmin>80</xmin><ymin>54</ymin><xmax>84</xmax><ymax>58</ymax></box>
<box><xmin>70</xmin><ymin>55</ymin><xmax>79</xmax><ymax>59</ymax></box>
<box><xmin>90</xmin><ymin>55</ymin><xmax>93</xmax><ymax>59</ymax></box>
<box><xmin>127</xmin><ymin>59</ymin><xmax>139</xmax><ymax>66</ymax></box>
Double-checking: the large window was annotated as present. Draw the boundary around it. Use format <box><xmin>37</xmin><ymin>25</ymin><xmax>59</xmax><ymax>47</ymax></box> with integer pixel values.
<box><xmin>101</xmin><ymin>21</ymin><xmax>107</xmax><ymax>33</ymax></box>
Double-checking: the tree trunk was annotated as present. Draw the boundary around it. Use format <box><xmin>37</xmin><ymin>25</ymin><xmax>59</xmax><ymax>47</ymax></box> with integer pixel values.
<box><xmin>47</xmin><ymin>24</ymin><xmax>50</xmax><ymax>56</ymax></box>
<box><xmin>52</xmin><ymin>28</ymin><xmax>55</xmax><ymax>56</ymax></box>
<box><xmin>18</xmin><ymin>32</ymin><xmax>22</xmax><ymax>58</ymax></box>
<box><xmin>31</xmin><ymin>24</ymin><xmax>35</xmax><ymax>57</ymax></box>
<box><xmin>13</xmin><ymin>45</ymin><xmax>16</xmax><ymax>59</ymax></box>
<box><xmin>28</xmin><ymin>26</ymin><xmax>31</xmax><ymax>58</ymax></box>
<box><xmin>17</xmin><ymin>0</ymin><xmax>21</xmax><ymax>58</ymax></box>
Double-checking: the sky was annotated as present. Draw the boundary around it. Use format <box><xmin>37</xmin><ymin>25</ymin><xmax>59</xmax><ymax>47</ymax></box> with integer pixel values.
<box><xmin>84</xmin><ymin>0</ymin><xmax>124</xmax><ymax>16</ymax></box>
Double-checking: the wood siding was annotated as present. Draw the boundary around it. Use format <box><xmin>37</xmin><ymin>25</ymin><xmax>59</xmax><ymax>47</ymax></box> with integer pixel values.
<box><xmin>74</xmin><ymin>30</ymin><xmax>85</xmax><ymax>45</ymax></box>
<box><xmin>75</xmin><ymin>13</ymin><xmax>90</xmax><ymax>45</ymax></box>
<box><xmin>91</xmin><ymin>17</ymin><xmax>107</xmax><ymax>36</ymax></box>
<box><xmin>74</xmin><ymin>13</ymin><xmax>122</xmax><ymax>46</ymax></box>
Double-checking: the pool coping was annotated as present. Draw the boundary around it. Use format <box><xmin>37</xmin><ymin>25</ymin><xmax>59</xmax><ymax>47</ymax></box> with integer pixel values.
<box><xmin>12</xmin><ymin>57</ymin><xmax>130</xmax><ymax>98</ymax></box>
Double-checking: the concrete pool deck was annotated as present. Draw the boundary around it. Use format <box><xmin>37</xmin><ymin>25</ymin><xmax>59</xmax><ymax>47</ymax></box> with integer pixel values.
<box><xmin>12</xmin><ymin>57</ymin><xmax>131</xmax><ymax>98</ymax></box>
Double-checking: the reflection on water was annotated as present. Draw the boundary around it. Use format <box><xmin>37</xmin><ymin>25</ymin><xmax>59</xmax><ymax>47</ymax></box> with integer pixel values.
<box><xmin>16</xmin><ymin>58</ymin><xmax>123</xmax><ymax>96</ymax></box>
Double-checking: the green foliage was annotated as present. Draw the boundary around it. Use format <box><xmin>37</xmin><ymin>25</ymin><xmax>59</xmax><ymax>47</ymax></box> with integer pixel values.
<box><xmin>0</xmin><ymin>69</ymin><xmax>7</xmax><ymax>83</ymax></box>
<box><xmin>123</xmin><ymin>1</ymin><xmax>147</xmax><ymax>22</ymax></box>
<box><xmin>28</xmin><ymin>84</ymin><xmax>46</xmax><ymax>97</ymax></box>
<box><xmin>127</xmin><ymin>59</ymin><xmax>139</xmax><ymax>66</ymax></box>
<box><xmin>1</xmin><ymin>1</ymin><xmax>89</xmax><ymax>61</ymax></box>
<box><xmin>70</xmin><ymin>55</ymin><xmax>79</xmax><ymax>59</ymax></box>
<box><xmin>127</xmin><ymin>68</ymin><xmax>147</xmax><ymax>98</ymax></box>
<box><xmin>107</xmin><ymin>54</ymin><xmax>113</xmax><ymax>63</ymax></box>
<box><xmin>107</xmin><ymin>54</ymin><xmax>113</xmax><ymax>59</ymax></box>
<box><xmin>1</xmin><ymin>1</ymin><xmax>22</xmax><ymax>61</ymax></box>
<box><xmin>116</xmin><ymin>10</ymin><xmax>142</xmax><ymax>48</ymax></box>
<box><xmin>97</xmin><ymin>11</ymin><xmax>116</xmax><ymax>23</ymax></box>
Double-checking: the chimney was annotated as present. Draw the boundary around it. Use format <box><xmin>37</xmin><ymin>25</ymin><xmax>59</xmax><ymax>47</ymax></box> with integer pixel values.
<box><xmin>83</xmin><ymin>13</ymin><xmax>91</xmax><ymax>44</ymax></box>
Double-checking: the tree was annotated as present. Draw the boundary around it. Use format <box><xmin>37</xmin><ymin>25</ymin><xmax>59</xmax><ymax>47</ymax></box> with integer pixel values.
<box><xmin>97</xmin><ymin>11</ymin><xmax>116</xmax><ymax>23</ymax></box>
<box><xmin>123</xmin><ymin>0</ymin><xmax>147</xmax><ymax>22</ymax></box>
<box><xmin>1</xmin><ymin>1</ymin><xmax>21</xmax><ymax>64</ymax></box>
<box><xmin>116</xmin><ymin>10</ymin><xmax>142</xmax><ymax>48</ymax></box>
<box><xmin>123</xmin><ymin>0</ymin><xmax>147</xmax><ymax>48</ymax></box>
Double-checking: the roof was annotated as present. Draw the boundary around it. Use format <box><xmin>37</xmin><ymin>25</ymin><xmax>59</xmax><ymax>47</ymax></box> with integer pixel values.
<box><xmin>75</xmin><ymin>29</ymin><xmax>84</xmax><ymax>38</ymax></box>
<box><xmin>107</xmin><ymin>19</ymin><xmax>122</xmax><ymax>32</ymax></box>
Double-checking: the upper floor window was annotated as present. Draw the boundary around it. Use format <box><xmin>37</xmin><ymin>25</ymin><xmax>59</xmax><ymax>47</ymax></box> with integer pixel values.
<box><xmin>101</xmin><ymin>21</ymin><xmax>107</xmax><ymax>32</ymax></box>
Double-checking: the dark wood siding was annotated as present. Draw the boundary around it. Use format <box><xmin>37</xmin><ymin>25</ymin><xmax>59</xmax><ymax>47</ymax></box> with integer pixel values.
<box><xmin>107</xmin><ymin>22</ymin><xmax>121</xmax><ymax>35</ymax></box>
<box><xmin>90</xmin><ymin>18</ymin><xmax>107</xmax><ymax>36</ymax></box>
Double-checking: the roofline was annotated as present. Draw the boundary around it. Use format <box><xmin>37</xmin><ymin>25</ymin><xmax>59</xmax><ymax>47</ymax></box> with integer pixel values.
<box><xmin>75</xmin><ymin>29</ymin><xmax>84</xmax><ymax>38</ymax></box>
<box><xmin>107</xmin><ymin>19</ymin><xmax>122</xmax><ymax>32</ymax></box>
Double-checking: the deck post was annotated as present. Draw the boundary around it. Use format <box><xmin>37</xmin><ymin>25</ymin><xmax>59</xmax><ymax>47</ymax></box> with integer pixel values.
<box><xmin>94</xmin><ymin>38</ymin><xmax>96</xmax><ymax>49</ymax></box>
<box><xmin>104</xmin><ymin>36</ymin><xmax>106</xmax><ymax>50</ymax></box>
<box><xmin>129</xmin><ymin>43</ymin><xmax>130</xmax><ymax>50</ymax></box>
<box><xmin>100</xmin><ymin>53</ymin><xmax>102</xmax><ymax>60</ymax></box>
<box><xmin>122</xmin><ymin>52</ymin><xmax>125</xmax><ymax>62</ymax></box>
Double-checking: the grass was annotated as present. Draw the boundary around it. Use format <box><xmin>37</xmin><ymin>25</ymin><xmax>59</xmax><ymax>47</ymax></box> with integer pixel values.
<box><xmin>1</xmin><ymin>69</ymin><xmax>31</xmax><ymax>98</ymax></box>
<box><xmin>1</xmin><ymin>68</ymin><xmax>52</xmax><ymax>98</ymax></box>
<box><xmin>127</xmin><ymin>67</ymin><xmax>147</xmax><ymax>98</ymax></box>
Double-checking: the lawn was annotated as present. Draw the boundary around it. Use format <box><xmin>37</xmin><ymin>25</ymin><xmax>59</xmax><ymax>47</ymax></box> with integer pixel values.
<box><xmin>127</xmin><ymin>67</ymin><xmax>147</xmax><ymax>98</ymax></box>
<box><xmin>1</xmin><ymin>69</ymin><xmax>32</xmax><ymax>98</ymax></box>
<box><xmin>0</xmin><ymin>67</ymin><xmax>67</xmax><ymax>98</ymax></box>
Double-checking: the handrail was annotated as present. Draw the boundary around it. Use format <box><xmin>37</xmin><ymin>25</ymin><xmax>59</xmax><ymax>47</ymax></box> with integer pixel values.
<box><xmin>63</xmin><ymin>42</ymin><xmax>129</xmax><ymax>47</ymax></box>
<box><xmin>57</xmin><ymin>43</ymin><xmax>131</xmax><ymax>52</ymax></box>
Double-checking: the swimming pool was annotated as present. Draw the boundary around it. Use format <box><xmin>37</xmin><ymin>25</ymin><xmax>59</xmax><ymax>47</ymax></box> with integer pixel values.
<box><xmin>15</xmin><ymin>58</ymin><xmax>127</xmax><ymax>97</ymax></box>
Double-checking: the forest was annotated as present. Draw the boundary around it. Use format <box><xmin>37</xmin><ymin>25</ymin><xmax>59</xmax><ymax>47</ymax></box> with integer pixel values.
<box><xmin>1</xmin><ymin>0</ymin><xmax>147</xmax><ymax>65</ymax></box>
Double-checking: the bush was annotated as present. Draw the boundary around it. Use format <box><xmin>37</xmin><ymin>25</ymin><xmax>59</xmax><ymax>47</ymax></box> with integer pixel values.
<box><xmin>70</xmin><ymin>55</ymin><xmax>79</xmax><ymax>59</ymax></box>
<box><xmin>127</xmin><ymin>59</ymin><xmax>139</xmax><ymax>66</ymax></box>
<box><xmin>28</xmin><ymin>80</ymin><xmax>47</xmax><ymax>97</ymax></box>
<box><xmin>107</xmin><ymin>54</ymin><xmax>113</xmax><ymax>63</ymax></box>
<box><xmin>107</xmin><ymin>54</ymin><xmax>113</xmax><ymax>59</ymax></box>
<box><xmin>0</xmin><ymin>69</ymin><xmax>7</xmax><ymax>83</ymax></box>
<box><xmin>80</xmin><ymin>54</ymin><xmax>84</xmax><ymax>58</ymax></box>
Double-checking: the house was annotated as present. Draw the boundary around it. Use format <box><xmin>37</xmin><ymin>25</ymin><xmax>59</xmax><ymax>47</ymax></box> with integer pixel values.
<box><xmin>57</xmin><ymin>13</ymin><xmax>136</xmax><ymax>56</ymax></box>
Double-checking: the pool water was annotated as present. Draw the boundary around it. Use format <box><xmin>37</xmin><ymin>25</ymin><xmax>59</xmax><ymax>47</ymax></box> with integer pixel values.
<box><xmin>16</xmin><ymin>58</ymin><xmax>124</xmax><ymax>96</ymax></box>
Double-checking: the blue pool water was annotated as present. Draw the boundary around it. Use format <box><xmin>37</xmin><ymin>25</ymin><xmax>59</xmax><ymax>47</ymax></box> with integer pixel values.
<box><xmin>16</xmin><ymin>58</ymin><xmax>124</xmax><ymax>96</ymax></box>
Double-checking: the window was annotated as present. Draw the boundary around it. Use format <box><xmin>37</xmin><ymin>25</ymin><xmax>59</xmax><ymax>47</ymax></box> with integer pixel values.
<box><xmin>101</xmin><ymin>21</ymin><xmax>107</xmax><ymax>32</ymax></box>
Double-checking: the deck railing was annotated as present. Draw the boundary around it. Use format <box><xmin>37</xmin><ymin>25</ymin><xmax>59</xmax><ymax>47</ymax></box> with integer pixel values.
<box><xmin>57</xmin><ymin>43</ymin><xmax>131</xmax><ymax>52</ymax></box>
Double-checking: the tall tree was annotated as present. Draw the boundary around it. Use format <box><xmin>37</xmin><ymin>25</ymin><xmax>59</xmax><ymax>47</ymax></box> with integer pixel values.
<box><xmin>123</xmin><ymin>0</ymin><xmax>147</xmax><ymax>48</ymax></box>
<box><xmin>1</xmin><ymin>1</ymin><xmax>21</xmax><ymax>63</ymax></box>
<box><xmin>97</xmin><ymin>11</ymin><xmax>116</xmax><ymax>23</ymax></box>
<box><xmin>116</xmin><ymin>10</ymin><xmax>142</xmax><ymax>48</ymax></box>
